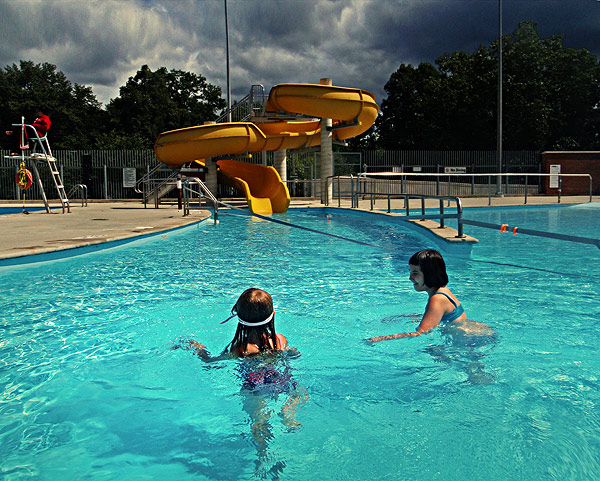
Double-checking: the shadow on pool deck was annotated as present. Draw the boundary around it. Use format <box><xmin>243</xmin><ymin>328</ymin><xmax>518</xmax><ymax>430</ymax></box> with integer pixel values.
<box><xmin>0</xmin><ymin>196</ymin><xmax>597</xmax><ymax>262</ymax></box>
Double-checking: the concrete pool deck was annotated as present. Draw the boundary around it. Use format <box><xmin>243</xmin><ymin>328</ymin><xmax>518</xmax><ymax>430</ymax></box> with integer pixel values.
<box><xmin>0</xmin><ymin>195</ymin><xmax>598</xmax><ymax>262</ymax></box>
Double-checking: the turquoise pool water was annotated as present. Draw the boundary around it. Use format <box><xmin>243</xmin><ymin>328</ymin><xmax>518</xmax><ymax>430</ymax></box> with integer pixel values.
<box><xmin>1</xmin><ymin>203</ymin><xmax>599</xmax><ymax>480</ymax></box>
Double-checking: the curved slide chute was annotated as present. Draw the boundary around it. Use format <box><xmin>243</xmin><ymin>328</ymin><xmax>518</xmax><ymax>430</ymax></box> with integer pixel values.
<box><xmin>153</xmin><ymin>83</ymin><xmax>379</xmax><ymax>213</ymax></box>
<box><xmin>265</xmin><ymin>83</ymin><xmax>378</xmax><ymax>141</ymax></box>
<box><xmin>218</xmin><ymin>159</ymin><xmax>290</xmax><ymax>215</ymax></box>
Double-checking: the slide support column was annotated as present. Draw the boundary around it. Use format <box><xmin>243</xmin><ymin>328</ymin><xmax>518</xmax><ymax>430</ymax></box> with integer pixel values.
<box><xmin>203</xmin><ymin>121</ymin><xmax>218</xmax><ymax>204</ymax></box>
<box><xmin>205</xmin><ymin>159</ymin><xmax>218</xmax><ymax>204</ymax></box>
<box><xmin>274</xmin><ymin>149</ymin><xmax>287</xmax><ymax>182</ymax></box>
<box><xmin>320</xmin><ymin>78</ymin><xmax>333</xmax><ymax>205</ymax></box>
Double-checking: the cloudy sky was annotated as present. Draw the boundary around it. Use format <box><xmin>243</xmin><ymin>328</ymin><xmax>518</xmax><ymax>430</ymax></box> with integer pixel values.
<box><xmin>1</xmin><ymin>0</ymin><xmax>599</xmax><ymax>108</ymax></box>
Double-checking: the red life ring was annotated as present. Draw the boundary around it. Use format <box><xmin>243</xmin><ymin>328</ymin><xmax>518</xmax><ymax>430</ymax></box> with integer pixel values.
<box><xmin>16</xmin><ymin>167</ymin><xmax>33</xmax><ymax>190</ymax></box>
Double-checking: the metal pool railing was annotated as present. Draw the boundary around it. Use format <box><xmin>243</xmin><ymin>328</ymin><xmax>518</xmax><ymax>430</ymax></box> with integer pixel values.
<box><xmin>342</xmin><ymin>185</ymin><xmax>599</xmax><ymax>248</ymax></box>
<box><xmin>67</xmin><ymin>184</ymin><xmax>88</xmax><ymax>207</ymax></box>
<box><xmin>317</xmin><ymin>172</ymin><xmax>595</xmax><ymax>207</ymax></box>
<box><xmin>342</xmin><ymin>172</ymin><xmax>593</xmax><ymax>206</ymax></box>
<box><xmin>382</xmin><ymin>193</ymin><xmax>466</xmax><ymax>238</ymax></box>
<box><xmin>284</xmin><ymin>178</ymin><xmax>321</xmax><ymax>199</ymax></box>
<box><xmin>325</xmin><ymin>173</ymin><xmax>598</xmax><ymax>249</ymax></box>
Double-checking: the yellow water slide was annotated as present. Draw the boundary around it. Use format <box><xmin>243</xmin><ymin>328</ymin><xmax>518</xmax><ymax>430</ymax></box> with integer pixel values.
<box><xmin>265</xmin><ymin>83</ymin><xmax>379</xmax><ymax>141</ymax></box>
<box><xmin>218</xmin><ymin>159</ymin><xmax>290</xmax><ymax>214</ymax></box>
<box><xmin>153</xmin><ymin>83</ymin><xmax>379</xmax><ymax>213</ymax></box>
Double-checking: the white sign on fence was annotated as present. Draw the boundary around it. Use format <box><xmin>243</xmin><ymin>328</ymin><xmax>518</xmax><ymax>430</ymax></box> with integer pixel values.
<box><xmin>123</xmin><ymin>168</ymin><xmax>136</xmax><ymax>188</ymax></box>
<box><xmin>444</xmin><ymin>166</ymin><xmax>467</xmax><ymax>174</ymax></box>
<box><xmin>549</xmin><ymin>164</ymin><xmax>561</xmax><ymax>189</ymax></box>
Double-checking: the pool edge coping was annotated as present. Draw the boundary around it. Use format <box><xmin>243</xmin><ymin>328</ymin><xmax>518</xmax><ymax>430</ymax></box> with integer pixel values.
<box><xmin>0</xmin><ymin>215</ymin><xmax>212</xmax><ymax>267</ymax></box>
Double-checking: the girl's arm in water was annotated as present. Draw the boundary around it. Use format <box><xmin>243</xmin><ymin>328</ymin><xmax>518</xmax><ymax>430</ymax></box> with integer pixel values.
<box><xmin>276</xmin><ymin>332</ymin><xmax>289</xmax><ymax>350</ymax></box>
<box><xmin>366</xmin><ymin>332</ymin><xmax>418</xmax><ymax>342</ymax></box>
<box><xmin>276</xmin><ymin>333</ymin><xmax>302</xmax><ymax>357</ymax></box>
<box><xmin>172</xmin><ymin>339</ymin><xmax>233</xmax><ymax>362</ymax></box>
<box><xmin>366</xmin><ymin>297</ymin><xmax>447</xmax><ymax>343</ymax></box>
<box><xmin>175</xmin><ymin>334</ymin><xmax>299</xmax><ymax>359</ymax></box>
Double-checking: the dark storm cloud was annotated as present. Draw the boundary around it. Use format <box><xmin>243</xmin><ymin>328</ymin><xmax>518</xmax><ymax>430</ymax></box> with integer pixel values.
<box><xmin>378</xmin><ymin>0</ymin><xmax>600</xmax><ymax>63</ymax></box>
<box><xmin>0</xmin><ymin>0</ymin><xmax>598</xmax><ymax>107</ymax></box>
<box><xmin>224</xmin><ymin>0</ymin><xmax>600</xmax><ymax>104</ymax></box>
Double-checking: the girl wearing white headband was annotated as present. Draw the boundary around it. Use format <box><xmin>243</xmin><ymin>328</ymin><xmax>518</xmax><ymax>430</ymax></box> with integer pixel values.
<box><xmin>186</xmin><ymin>288</ymin><xmax>290</xmax><ymax>359</ymax></box>
<box><xmin>225</xmin><ymin>287</ymin><xmax>289</xmax><ymax>356</ymax></box>
<box><xmin>177</xmin><ymin>288</ymin><xmax>307</xmax><ymax>442</ymax></box>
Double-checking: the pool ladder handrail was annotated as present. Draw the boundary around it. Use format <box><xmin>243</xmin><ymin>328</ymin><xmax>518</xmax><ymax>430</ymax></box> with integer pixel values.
<box><xmin>182</xmin><ymin>177</ymin><xmax>219</xmax><ymax>222</ymax></box>
<box><xmin>66</xmin><ymin>184</ymin><xmax>88</xmax><ymax>207</ymax></box>
<box><xmin>370</xmin><ymin>191</ymin><xmax>466</xmax><ymax>238</ymax></box>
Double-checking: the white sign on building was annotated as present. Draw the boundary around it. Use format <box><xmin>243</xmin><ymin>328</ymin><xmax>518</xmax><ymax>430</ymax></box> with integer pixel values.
<box><xmin>549</xmin><ymin>164</ymin><xmax>561</xmax><ymax>189</ymax></box>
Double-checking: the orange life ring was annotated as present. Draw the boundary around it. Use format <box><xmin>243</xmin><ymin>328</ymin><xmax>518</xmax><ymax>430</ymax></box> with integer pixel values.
<box><xmin>16</xmin><ymin>167</ymin><xmax>33</xmax><ymax>190</ymax></box>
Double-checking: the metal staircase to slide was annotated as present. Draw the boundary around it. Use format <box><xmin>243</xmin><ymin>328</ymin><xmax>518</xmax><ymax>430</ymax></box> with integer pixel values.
<box><xmin>141</xmin><ymin>85</ymin><xmax>269</xmax><ymax>206</ymax></box>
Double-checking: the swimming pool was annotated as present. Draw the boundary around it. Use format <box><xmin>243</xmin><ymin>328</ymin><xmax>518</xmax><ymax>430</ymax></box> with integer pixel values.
<box><xmin>0</xmin><ymin>207</ymin><xmax>44</xmax><ymax>215</ymax></box>
<box><xmin>1</xmin><ymin>203</ymin><xmax>599</xmax><ymax>480</ymax></box>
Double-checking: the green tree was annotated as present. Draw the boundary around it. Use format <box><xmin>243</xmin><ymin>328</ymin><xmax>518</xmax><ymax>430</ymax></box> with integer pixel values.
<box><xmin>494</xmin><ymin>22</ymin><xmax>556</xmax><ymax>149</ymax></box>
<box><xmin>0</xmin><ymin>60</ymin><xmax>106</xmax><ymax>150</ymax></box>
<box><xmin>378</xmin><ymin>22</ymin><xmax>600</xmax><ymax>151</ymax></box>
<box><xmin>545</xmin><ymin>43</ymin><xmax>600</xmax><ymax>149</ymax></box>
<box><xmin>377</xmin><ymin>62</ymin><xmax>444</xmax><ymax>149</ymax></box>
<box><xmin>498</xmin><ymin>22</ymin><xmax>600</xmax><ymax>150</ymax></box>
<box><xmin>344</xmin><ymin>121</ymin><xmax>379</xmax><ymax>151</ymax></box>
<box><xmin>106</xmin><ymin>65</ymin><xmax>226</xmax><ymax>148</ymax></box>
<box><xmin>436</xmin><ymin>47</ymin><xmax>498</xmax><ymax>149</ymax></box>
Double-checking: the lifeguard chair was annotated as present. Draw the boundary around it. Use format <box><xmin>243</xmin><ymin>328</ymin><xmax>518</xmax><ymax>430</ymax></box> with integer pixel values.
<box><xmin>7</xmin><ymin>116</ymin><xmax>70</xmax><ymax>213</ymax></box>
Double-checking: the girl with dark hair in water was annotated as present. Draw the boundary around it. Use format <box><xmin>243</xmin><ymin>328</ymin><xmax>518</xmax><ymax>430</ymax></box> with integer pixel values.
<box><xmin>183</xmin><ymin>288</ymin><xmax>290</xmax><ymax>359</ymax></box>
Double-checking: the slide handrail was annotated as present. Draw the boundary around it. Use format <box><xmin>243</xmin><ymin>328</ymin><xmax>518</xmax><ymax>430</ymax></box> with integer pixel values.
<box><xmin>135</xmin><ymin>164</ymin><xmax>163</xmax><ymax>194</ymax></box>
<box><xmin>215</xmin><ymin>85</ymin><xmax>267</xmax><ymax>123</ymax></box>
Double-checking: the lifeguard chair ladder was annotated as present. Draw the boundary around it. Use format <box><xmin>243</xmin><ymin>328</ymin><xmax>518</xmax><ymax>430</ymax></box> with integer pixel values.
<box><xmin>10</xmin><ymin>117</ymin><xmax>70</xmax><ymax>213</ymax></box>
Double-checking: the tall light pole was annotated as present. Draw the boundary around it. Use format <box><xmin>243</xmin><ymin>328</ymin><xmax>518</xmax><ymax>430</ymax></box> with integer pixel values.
<box><xmin>224</xmin><ymin>0</ymin><xmax>231</xmax><ymax>122</ymax></box>
<box><xmin>496</xmin><ymin>0</ymin><xmax>503</xmax><ymax>195</ymax></box>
